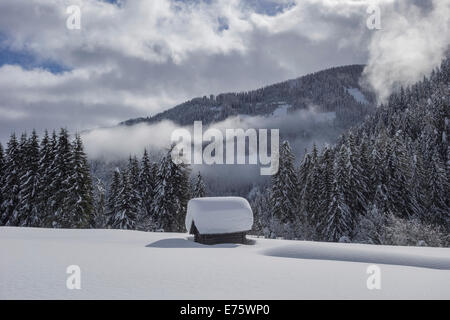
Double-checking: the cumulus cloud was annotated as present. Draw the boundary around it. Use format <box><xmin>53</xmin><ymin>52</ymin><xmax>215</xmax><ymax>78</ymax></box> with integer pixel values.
<box><xmin>0</xmin><ymin>0</ymin><xmax>375</xmax><ymax>143</ymax></box>
<box><xmin>363</xmin><ymin>0</ymin><xmax>450</xmax><ymax>102</ymax></box>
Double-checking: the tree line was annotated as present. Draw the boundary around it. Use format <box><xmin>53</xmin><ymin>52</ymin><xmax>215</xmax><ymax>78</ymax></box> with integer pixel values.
<box><xmin>0</xmin><ymin>129</ymin><xmax>206</xmax><ymax>232</ymax></box>
<box><xmin>0</xmin><ymin>129</ymin><xmax>93</xmax><ymax>228</ymax></box>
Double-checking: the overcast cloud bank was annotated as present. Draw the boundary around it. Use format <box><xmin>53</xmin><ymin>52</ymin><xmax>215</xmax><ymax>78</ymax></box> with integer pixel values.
<box><xmin>0</xmin><ymin>0</ymin><xmax>448</xmax><ymax>148</ymax></box>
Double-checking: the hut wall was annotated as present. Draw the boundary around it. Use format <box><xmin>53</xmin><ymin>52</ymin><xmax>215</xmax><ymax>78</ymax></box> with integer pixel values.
<box><xmin>194</xmin><ymin>231</ymin><xmax>248</xmax><ymax>245</ymax></box>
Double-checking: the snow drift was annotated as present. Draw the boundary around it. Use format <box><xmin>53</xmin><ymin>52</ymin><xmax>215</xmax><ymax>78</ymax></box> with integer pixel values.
<box><xmin>262</xmin><ymin>242</ymin><xmax>450</xmax><ymax>270</ymax></box>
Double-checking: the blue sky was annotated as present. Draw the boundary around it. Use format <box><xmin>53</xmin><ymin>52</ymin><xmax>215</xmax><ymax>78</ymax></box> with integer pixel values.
<box><xmin>0</xmin><ymin>45</ymin><xmax>69</xmax><ymax>74</ymax></box>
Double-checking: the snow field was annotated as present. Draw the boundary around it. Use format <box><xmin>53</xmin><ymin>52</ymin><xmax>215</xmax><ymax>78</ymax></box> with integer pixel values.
<box><xmin>1</xmin><ymin>227</ymin><xmax>449</xmax><ymax>299</ymax></box>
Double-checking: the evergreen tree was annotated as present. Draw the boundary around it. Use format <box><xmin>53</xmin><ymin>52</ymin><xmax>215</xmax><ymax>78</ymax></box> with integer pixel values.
<box><xmin>93</xmin><ymin>177</ymin><xmax>107</xmax><ymax>228</ymax></box>
<box><xmin>114</xmin><ymin>169</ymin><xmax>138</xmax><ymax>230</ymax></box>
<box><xmin>152</xmin><ymin>147</ymin><xmax>191</xmax><ymax>232</ymax></box>
<box><xmin>106</xmin><ymin>169</ymin><xmax>122</xmax><ymax>228</ymax></box>
<box><xmin>347</xmin><ymin>133</ymin><xmax>368</xmax><ymax>210</ymax></box>
<box><xmin>192</xmin><ymin>172</ymin><xmax>206</xmax><ymax>198</ymax></box>
<box><xmin>385</xmin><ymin>132</ymin><xmax>415</xmax><ymax>218</ymax></box>
<box><xmin>297</xmin><ymin>152</ymin><xmax>311</xmax><ymax>197</ymax></box>
<box><xmin>6</xmin><ymin>133</ymin><xmax>29</xmax><ymax>226</ymax></box>
<box><xmin>316</xmin><ymin>146</ymin><xmax>334</xmax><ymax>239</ymax></box>
<box><xmin>170</xmin><ymin>150</ymin><xmax>191</xmax><ymax>231</ymax></box>
<box><xmin>345</xmin><ymin>133</ymin><xmax>368</xmax><ymax>234</ymax></box>
<box><xmin>139</xmin><ymin>149</ymin><xmax>156</xmax><ymax>230</ymax></box>
<box><xmin>410</xmin><ymin>150</ymin><xmax>428</xmax><ymax>218</ymax></box>
<box><xmin>324</xmin><ymin>145</ymin><xmax>352</xmax><ymax>242</ymax></box>
<box><xmin>49</xmin><ymin>129</ymin><xmax>73</xmax><ymax>228</ymax></box>
<box><xmin>270</xmin><ymin>141</ymin><xmax>299</xmax><ymax>224</ymax></box>
<box><xmin>127</xmin><ymin>156</ymin><xmax>143</xmax><ymax>221</ymax></box>
<box><xmin>297</xmin><ymin>151</ymin><xmax>311</xmax><ymax>226</ymax></box>
<box><xmin>37</xmin><ymin>130</ymin><xmax>56</xmax><ymax>227</ymax></box>
<box><xmin>17</xmin><ymin>130</ymin><xmax>40</xmax><ymax>226</ymax></box>
<box><xmin>303</xmin><ymin>144</ymin><xmax>321</xmax><ymax>233</ymax></box>
<box><xmin>250</xmin><ymin>188</ymin><xmax>271</xmax><ymax>237</ymax></box>
<box><xmin>423</xmin><ymin>152</ymin><xmax>448</xmax><ymax>227</ymax></box>
<box><xmin>370</xmin><ymin>132</ymin><xmax>389</xmax><ymax>202</ymax></box>
<box><xmin>67</xmin><ymin>134</ymin><xmax>94</xmax><ymax>228</ymax></box>
<box><xmin>358</xmin><ymin>134</ymin><xmax>372</xmax><ymax>200</ymax></box>
<box><xmin>1</xmin><ymin>134</ymin><xmax>21</xmax><ymax>225</ymax></box>
<box><xmin>0</xmin><ymin>142</ymin><xmax>4</xmax><ymax>222</ymax></box>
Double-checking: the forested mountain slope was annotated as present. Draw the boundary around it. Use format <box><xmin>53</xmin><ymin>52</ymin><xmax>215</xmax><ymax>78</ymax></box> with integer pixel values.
<box><xmin>120</xmin><ymin>65</ymin><xmax>375</xmax><ymax>128</ymax></box>
<box><xmin>255</xmin><ymin>55</ymin><xmax>450</xmax><ymax>244</ymax></box>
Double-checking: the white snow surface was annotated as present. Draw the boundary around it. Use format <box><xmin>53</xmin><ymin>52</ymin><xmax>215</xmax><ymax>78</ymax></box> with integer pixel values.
<box><xmin>185</xmin><ymin>197</ymin><xmax>253</xmax><ymax>234</ymax></box>
<box><xmin>1</xmin><ymin>227</ymin><xmax>450</xmax><ymax>299</ymax></box>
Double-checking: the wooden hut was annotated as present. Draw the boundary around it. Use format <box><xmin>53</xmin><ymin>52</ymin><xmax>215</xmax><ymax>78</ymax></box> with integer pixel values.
<box><xmin>185</xmin><ymin>197</ymin><xmax>254</xmax><ymax>245</ymax></box>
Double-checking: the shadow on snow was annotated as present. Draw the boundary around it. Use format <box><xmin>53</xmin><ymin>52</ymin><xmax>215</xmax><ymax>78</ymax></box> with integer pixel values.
<box><xmin>262</xmin><ymin>243</ymin><xmax>450</xmax><ymax>270</ymax></box>
<box><xmin>146</xmin><ymin>237</ymin><xmax>240</xmax><ymax>248</ymax></box>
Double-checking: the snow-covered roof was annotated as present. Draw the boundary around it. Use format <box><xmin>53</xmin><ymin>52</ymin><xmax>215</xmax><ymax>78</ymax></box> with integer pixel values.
<box><xmin>186</xmin><ymin>197</ymin><xmax>253</xmax><ymax>235</ymax></box>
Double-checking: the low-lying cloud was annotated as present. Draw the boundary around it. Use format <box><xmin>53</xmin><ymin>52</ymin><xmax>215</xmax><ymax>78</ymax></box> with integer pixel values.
<box><xmin>83</xmin><ymin>105</ymin><xmax>341</xmax><ymax>194</ymax></box>
<box><xmin>82</xmin><ymin>106</ymin><xmax>338</xmax><ymax>161</ymax></box>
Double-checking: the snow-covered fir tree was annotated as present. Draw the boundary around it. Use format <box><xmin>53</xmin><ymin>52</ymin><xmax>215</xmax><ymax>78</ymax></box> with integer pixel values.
<box><xmin>269</xmin><ymin>141</ymin><xmax>299</xmax><ymax>225</ymax></box>
<box><xmin>0</xmin><ymin>142</ymin><xmax>4</xmax><ymax>220</ymax></box>
<box><xmin>192</xmin><ymin>172</ymin><xmax>206</xmax><ymax>198</ymax></box>
<box><xmin>6</xmin><ymin>133</ymin><xmax>29</xmax><ymax>226</ymax></box>
<box><xmin>424</xmin><ymin>151</ymin><xmax>448</xmax><ymax>226</ymax></box>
<box><xmin>152</xmin><ymin>147</ymin><xmax>191</xmax><ymax>232</ymax></box>
<box><xmin>106</xmin><ymin>168</ymin><xmax>122</xmax><ymax>228</ymax></box>
<box><xmin>315</xmin><ymin>145</ymin><xmax>334</xmax><ymax>239</ymax></box>
<box><xmin>139</xmin><ymin>149</ymin><xmax>156</xmax><ymax>230</ymax></box>
<box><xmin>66</xmin><ymin>134</ymin><xmax>94</xmax><ymax>228</ymax></box>
<box><xmin>115</xmin><ymin>169</ymin><xmax>138</xmax><ymax>230</ymax></box>
<box><xmin>126</xmin><ymin>155</ymin><xmax>143</xmax><ymax>229</ymax></box>
<box><xmin>49</xmin><ymin>129</ymin><xmax>73</xmax><ymax>228</ymax></box>
<box><xmin>92</xmin><ymin>177</ymin><xmax>107</xmax><ymax>228</ymax></box>
<box><xmin>17</xmin><ymin>130</ymin><xmax>40</xmax><ymax>226</ymax></box>
<box><xmin>1</xmin><ymin>134</ymin><xmax>21</xmax><ymax>226</ymax></box>
<box><xmin>37</xmin><ymin>130</ymin><xmax>57</xmax><ymax>227</ymax></box>
<box><xmin>302</xmin><ymin>144</ymin><xmax>321</xmax><ymax>235</ymax></box>
<box><xmin>345</xmin><ymin>132</ymin><xmax>368</xmax><ymax>230</ymax></box>
<box><xmin>324</xmin><ymin>145</ymin><xmax>352</xmax><ymax>242</ymax></box>
<box><xmin>297</xmin><ymin>151</ymin><xmax>312</xmax><ymax>228</ymax></box>
<box><xmin>105</xmin><ymin>167</ymin><xmax>138</xmax><ymax>230</ymax></box>
<box><xmin>249</xmin><ymin>186</ymin><xmax>271</xmax><ymax>237</ymax></box>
